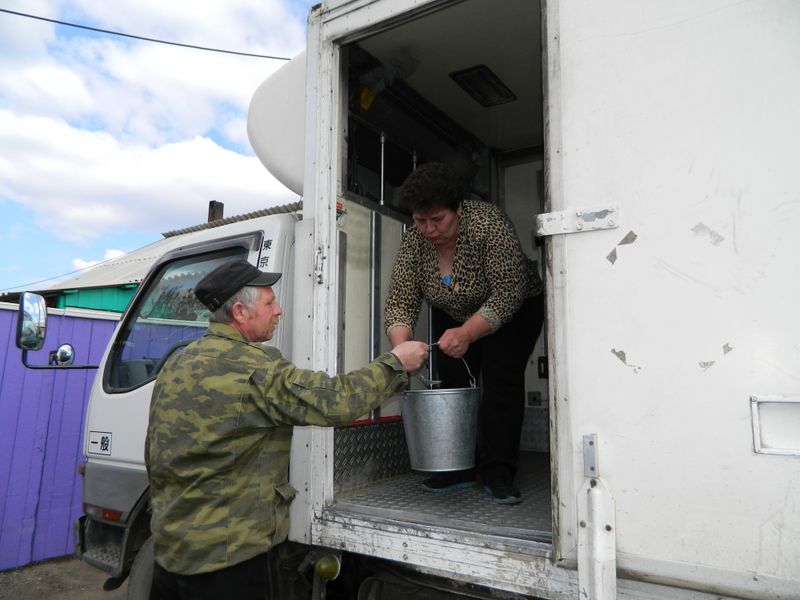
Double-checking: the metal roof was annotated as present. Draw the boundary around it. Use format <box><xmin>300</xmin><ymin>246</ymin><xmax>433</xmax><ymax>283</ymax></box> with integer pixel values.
<box><xmin>0</xmin><ymin>202</ymin><xmax>301</xmax><ymax>303</ymax></box>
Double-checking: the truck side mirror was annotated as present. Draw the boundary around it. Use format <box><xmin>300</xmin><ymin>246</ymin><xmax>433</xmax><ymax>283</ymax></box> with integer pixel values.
<box><xmin>16</xmin><ymin>291</ymin><xmax>99</xmax><ymax>370</ymax></box>
<box><xmin>16</xmin><ymin>292</ymin><xmax>47</xmax><ymax>351</ymax></box>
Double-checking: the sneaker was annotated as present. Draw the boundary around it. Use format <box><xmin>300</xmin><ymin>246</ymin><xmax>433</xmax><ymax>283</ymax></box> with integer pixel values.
<box><xmin>484</xmin><ymin>479</ymin><xmax>522</xmax><ymax>505</ymax></box>
<box><xmin>421</xmin><ymin>469</ymin><xmax>475</xmax><ymax>493</ymax></box>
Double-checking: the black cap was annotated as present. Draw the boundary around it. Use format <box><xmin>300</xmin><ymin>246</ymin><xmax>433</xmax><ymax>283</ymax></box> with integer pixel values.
<box><xmin>195</xmin><ymin>259</ymin><xmax>282</xmax><ymax>311</ymax></box>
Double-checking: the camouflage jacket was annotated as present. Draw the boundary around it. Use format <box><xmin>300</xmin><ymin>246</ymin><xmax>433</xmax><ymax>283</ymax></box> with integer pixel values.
<box><xmin>145</xmin><ymin>322</ymin><xmax>408</xmax><ymax>575</ymax></box>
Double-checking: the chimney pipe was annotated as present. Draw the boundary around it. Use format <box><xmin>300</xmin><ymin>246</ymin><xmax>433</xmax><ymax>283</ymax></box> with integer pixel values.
<box><xmin>208</xmin><ymin>200</ymin><xmax>224</xmax><ymax>222</ymax></box>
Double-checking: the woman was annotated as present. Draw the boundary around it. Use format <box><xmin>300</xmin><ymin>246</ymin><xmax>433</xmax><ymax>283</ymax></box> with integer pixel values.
<box><xmin>385</xmin><ymin>162</ymin><xmax>544</xmax><ymax>505</ymax></box>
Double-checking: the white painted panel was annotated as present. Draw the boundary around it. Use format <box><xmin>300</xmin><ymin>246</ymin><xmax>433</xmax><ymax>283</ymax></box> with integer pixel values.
<box><xmin>554</xmin><ymin>0</ymin><xmax>800</xmax><ymax>586</ymax></box>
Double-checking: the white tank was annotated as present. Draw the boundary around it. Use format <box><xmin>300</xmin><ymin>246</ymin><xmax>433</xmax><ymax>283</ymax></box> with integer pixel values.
<box><xmin>247</xmin><ymin>51</ymin><xmax>306</xmax><ymax>195</ymax></box>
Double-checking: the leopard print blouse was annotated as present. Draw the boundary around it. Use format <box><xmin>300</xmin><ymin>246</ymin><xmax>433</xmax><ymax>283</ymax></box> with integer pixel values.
<box><xmin>384</xmin><ymin>199</ymin><xmax>543</xmax><ymax>336</ymax></box>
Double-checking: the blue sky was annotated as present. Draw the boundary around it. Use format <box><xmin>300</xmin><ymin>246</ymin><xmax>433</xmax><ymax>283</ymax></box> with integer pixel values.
<box><xmin>0</xmin><ymin>0</ymin><xmax>316</xmax><ymax>294</ymax></box>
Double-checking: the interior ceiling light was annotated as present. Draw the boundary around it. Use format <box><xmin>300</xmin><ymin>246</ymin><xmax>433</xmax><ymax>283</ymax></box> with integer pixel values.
<box><xmin>449</xmin><ymin>64</ymin><xmax>517</xmax><ymax>107</ymax></box>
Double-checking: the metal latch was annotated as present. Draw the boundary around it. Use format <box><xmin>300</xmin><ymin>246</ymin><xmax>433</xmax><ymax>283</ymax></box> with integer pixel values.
<box><xmin>314</xmin><ymin>245</ymin><xmax>326</xmax><ymax>284</ymax></box>
<box><xmin>583</xmin><ymin>433</ymin><xmax>599</xmax><ymax>477</ymax></box>
<box><xmin>536</xmin><ymin>205</ymin><xmax>619</xmax><ymax>237</ymax></box>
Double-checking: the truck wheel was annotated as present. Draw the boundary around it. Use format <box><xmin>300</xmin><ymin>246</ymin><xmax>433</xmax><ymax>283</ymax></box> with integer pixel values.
<box><xmin>127</xmin><ymin>536</ymin><xmax>154</xmax><ymax>600</ymax></box>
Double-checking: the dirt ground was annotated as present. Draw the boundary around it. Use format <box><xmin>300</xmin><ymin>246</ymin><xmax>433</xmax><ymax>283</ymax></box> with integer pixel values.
<box><xmin>0</xmin><ymin>555</ymin><xmax>128</xmax><ymax>600</ymax></box>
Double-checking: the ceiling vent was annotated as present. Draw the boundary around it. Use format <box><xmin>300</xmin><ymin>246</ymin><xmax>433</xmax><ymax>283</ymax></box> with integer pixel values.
<box><xmin>449</xmin><ymin>64</ymin><xmax>517</xmax><ymax>107</ymax></box>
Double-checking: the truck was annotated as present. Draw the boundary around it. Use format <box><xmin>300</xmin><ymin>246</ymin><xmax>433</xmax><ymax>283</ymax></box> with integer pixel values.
<box><xmin>16</xmin><ymin>0</ymin><xmax>799</xmax><ymax>598</ymax></box>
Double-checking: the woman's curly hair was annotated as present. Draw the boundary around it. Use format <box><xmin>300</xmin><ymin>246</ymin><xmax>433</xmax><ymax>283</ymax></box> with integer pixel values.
<box><xmin>397</xmin><ymin>162</ymin><xmax>464</xmax><ymax>213</ymax></box>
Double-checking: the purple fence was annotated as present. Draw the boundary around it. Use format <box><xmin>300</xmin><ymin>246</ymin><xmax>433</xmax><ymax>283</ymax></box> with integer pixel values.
<box><xmin>0</xmin><ymin>304</ymin><xmax>118</xmax><ymax>571</ymax></box>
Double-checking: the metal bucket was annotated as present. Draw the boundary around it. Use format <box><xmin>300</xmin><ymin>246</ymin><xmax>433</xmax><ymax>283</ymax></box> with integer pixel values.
<box><xmin>401</xmin><ymin>386</ymin><xmax>480</xmax><ymax>471</ymax></box>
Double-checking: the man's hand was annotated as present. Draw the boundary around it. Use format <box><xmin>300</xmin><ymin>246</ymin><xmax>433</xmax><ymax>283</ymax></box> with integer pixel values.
<box><xmin>391</xmin><ymin>341</ymin><xmax>430</xmax><ymax>372</ymax></box>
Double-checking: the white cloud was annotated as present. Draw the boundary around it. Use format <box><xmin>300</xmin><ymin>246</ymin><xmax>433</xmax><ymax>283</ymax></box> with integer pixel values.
<box><xmin>1</xmin><ymin>1</ymin><xmax>302</xmax><ymax>146</ymax></box>
<box><xmin>0</xmin><ymin>110</ymin><xmax>298</xmax><ymax>242</ymax></box>
<box><xmin>0</xmin><ymin>63</ymin><xmax>94</xmax><ymax>120</ymax></box>
<box><xmin>0</xmin><ymin>1</ymin><xmax>59</xmax><ymax>60</ymax></box>
<box><xmin>72</xmin><ymin>248</ymin><xmax>127</xmax><ymax>270</ymax></box>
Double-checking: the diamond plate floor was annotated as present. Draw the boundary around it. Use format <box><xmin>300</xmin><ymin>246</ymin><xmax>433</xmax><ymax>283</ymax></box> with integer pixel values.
<box><xmin>331</xmin><ymin>451</ymin><xmax>552</xmax><ymax>543</ymax></box>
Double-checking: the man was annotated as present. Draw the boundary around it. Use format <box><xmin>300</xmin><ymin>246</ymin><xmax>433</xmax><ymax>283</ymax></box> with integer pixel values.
<box><xmin>145</xmin><ymin>258</ymin><xmax>428</xmax><ymax>600</ymax></box>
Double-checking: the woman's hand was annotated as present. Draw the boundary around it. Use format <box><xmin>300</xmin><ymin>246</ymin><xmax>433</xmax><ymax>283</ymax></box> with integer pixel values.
<box><xmin>436</xmin><ymin>327</ymin><xmax>472</xmax><ymax>359</ymax></box>
<box><xmin>435</xmin><ymin>314</ymin><xmax>493</xmax><ymax>359</ymax></box>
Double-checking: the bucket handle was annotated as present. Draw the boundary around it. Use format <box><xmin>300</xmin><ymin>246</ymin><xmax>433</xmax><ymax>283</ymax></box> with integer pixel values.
<box><xmin>429</xmin><ymin>343</ymin><xmax>477</xmax><ymax>388</ymax></box>
<box><xmin>461</xmin><ymin>358</ymin><xmax>477</xmax><ymax>388</ymax></box>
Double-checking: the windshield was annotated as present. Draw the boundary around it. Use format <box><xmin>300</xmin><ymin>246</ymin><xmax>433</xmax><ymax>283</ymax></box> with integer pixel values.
<box><xmin>106</xmin><ymin>248</ymin><xmax>246</xmax><ymax>390</ymax></box>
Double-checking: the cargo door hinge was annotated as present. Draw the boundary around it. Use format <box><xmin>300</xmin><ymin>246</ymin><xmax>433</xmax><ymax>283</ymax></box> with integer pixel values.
<box><xmin>536</xmin><ymin>205</ymin><xmax>619</xmax><ymax>237</ymax></box>
<box><xmin>577</xmin><ymin>434</ymin><xmax>617</xmax><ymax>600</ymax></box>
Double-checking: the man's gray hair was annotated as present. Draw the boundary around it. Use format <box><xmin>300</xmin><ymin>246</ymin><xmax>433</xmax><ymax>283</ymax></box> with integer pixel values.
<box><xmin>208</xmin><ymin>286</ymin><xmax>260</xmax><ymax>323</ymax></box>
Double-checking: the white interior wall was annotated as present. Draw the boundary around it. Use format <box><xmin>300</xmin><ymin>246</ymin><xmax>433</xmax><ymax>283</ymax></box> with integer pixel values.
<box><xmin>341</xmin><ymin>201</ymin><xmax>424</xmax><ymax>417</ymax></box>
<box><xmin>341</xmin><ymin>201</ymin><xmax>371</xmax><ymax>374</ymax></box>
<box><xmin>502</xmin><ymin>161</ymin><xmax>550</xmax><ymax>452</ymax></box>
